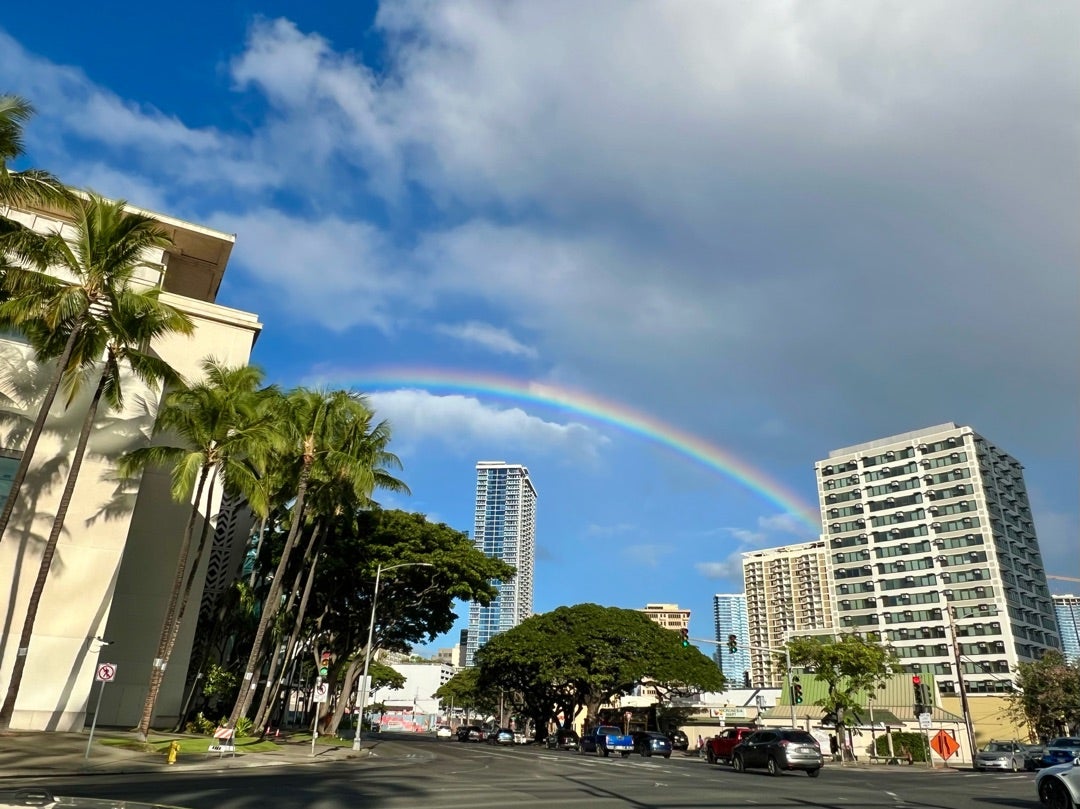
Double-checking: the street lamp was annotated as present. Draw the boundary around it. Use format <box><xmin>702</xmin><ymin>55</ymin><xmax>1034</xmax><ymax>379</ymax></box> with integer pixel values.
<box><xmin>352</xmin><ymin>562</ymin><xmax>434</xmax><ymax>751</ymax></box>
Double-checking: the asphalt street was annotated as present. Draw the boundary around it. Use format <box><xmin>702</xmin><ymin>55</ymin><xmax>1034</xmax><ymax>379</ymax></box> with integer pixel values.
<box><xmin>5</xmin><ymin>733</ymin><xmax>1040</xmax><ymax>809</ymax></box>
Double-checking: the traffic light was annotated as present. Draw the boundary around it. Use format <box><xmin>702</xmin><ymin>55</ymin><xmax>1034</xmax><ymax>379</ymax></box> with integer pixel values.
<box><xmin>680</xmin><ymin>627</ymin><xmax>689</xmax><ymax>647</ymax></box>
<box><xmin>912</xmin><ymin>674</ymin><xmax>925</xmax><ymax>716</ymax></box>
<box><xmin>727</xmin><ymin>634</ymin><xmax>738</xmax><ymax>654</ymax></box>
<box><xmin>743</xmin><ymin>671</ymin><xmax>751</xmax><ymax>688</ymax></box>
<box><xmin>792</xmin><ymin>676</ymin><xmax>804</xmax><ymax>705</ymax></box>
<box><xmin>319</xmin><ymin>650</ymin><xmax>331</xmax><ymax>677</ymax></box>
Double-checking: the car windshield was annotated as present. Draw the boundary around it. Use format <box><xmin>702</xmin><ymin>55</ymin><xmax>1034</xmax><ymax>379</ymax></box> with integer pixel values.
<box><xmin>1050</xmin><ymin>738</ymin><xmax>1080</xmax><ymax>747</ymax></box>
<box><xmin>982</xmin><ymin>743</ymin><xmax>1014</xmax><ymax>752</ymax></box>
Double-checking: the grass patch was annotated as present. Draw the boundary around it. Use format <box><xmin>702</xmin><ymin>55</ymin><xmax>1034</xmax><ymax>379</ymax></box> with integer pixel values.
<box><xmin>96</xmin><ymin>735</ymin><xmax>281</xmax><ymax>756</ymax></box>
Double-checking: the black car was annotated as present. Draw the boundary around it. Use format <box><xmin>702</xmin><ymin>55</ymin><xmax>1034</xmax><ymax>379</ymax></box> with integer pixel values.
<box><xmin>632</xmin><ymin>731</ymin><xmax>673</xmax><ymax>758</ymax></box>
<box><xmin>456</xmin><ymin>725</ymin><xmax>484</xmax><ymax>742</ymax></box>
<box><xmin>546</xmin><ymin>729</ymin><xmax>581</xmax><ymax>751</ymax></box>
<box><xmin>668</xmin><ymin>730</ymin><xmax>689</xmax><ymax>751</ymax></box>
<box><xmin>731</xmin><ymin>728</ymin><xmax>824</xmax><ymax>777</ymax></box>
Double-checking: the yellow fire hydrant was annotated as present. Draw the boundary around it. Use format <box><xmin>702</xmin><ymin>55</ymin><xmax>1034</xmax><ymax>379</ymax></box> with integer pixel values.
<box><xmin>166</xmin><ymin>740</ymin><xmax>181</xmax><ymax>765</ymax></box>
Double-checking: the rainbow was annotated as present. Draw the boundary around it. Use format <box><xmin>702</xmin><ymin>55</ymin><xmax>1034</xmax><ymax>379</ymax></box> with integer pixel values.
<box><xmin>327</xmin><ymin>367</ymin><xmax>821</xmax><ymax>531</ymax></box>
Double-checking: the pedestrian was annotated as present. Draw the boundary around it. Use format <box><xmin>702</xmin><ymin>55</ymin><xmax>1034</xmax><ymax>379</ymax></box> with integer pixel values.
<box><xmin>697</xmin><ymin>735</ymin><xmax>705</xmax><ymax>757</ymax></box>
<box><xmin>829</xmin><ymin>734</ymin><xmax>839</xmax><ymax>760</ymax></box>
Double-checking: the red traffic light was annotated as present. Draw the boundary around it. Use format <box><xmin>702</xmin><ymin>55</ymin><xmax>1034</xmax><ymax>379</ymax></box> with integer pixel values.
<box><xmin>912</xmin><ymin>674</ymin><xmax>921</xmax><ymax>685</ymax></box>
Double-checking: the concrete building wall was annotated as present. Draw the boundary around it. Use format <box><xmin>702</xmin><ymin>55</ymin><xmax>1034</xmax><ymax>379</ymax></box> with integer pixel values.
<box><xmin>0</xmin><ymin>201</ymin><xmax>261</xmax><ymax>730</ymax></box>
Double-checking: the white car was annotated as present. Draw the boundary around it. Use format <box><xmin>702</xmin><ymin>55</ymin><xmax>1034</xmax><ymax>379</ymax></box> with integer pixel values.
<box><xmin>1036</xmin><ymin>757</ymin><xmax>1080</xmax><ymax>809</ymax></box>
<box><xmin>436</xmin><ymin>725</ymin><xmax>453</xmax><ymax>739</ymax></box>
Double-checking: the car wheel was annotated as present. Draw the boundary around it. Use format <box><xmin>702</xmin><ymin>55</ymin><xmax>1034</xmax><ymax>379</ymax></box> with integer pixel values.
<box><xmin>807</xmin><ymin>768</ymin><xmax>820</xmax><ymax>778</ymax></box>
<box><xmin>767</xmin><ymin>756</ymin><xmax>782</xmax><ymax>776</ymax></box>
<box><xmin>663</xmin><ymin>754</ymin><xmax>671</xmax><ymax>759</ymax></box>
<box><xmin>1011</xmin><ymin>758</ymin><xmax>1018</xmax><ymax>772</ymax></box>
<box><xmin>1040</xmin><ymin>779</ymin><xmax>1072</xmax><ymax>809</ymax></box>
<box><xmin>602</xmin><ymin>748</ymin><xmax>609</xmax><ymax>758</ymax></box>
<box><xmin>732</xmin><ymin>754</ymin><xmax>745</xmax><ymax>773</ymax></box>
<box><xmin>706</xmin><ymin>748</ymin><xmax>716</xmax><ymax>764</ymax></box>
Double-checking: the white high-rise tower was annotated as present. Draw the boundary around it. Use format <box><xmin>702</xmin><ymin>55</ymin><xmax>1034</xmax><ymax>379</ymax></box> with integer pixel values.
<box><xmin>466</xmin><ymin>461</ymin><xmax>537</xmax><ymax>666</ymax></box>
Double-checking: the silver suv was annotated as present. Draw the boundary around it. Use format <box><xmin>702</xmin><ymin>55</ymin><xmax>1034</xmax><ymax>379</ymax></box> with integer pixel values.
<box><xmin>732</xmin><ymin>728</ymin><xmax>824</xmax><ymax>777</ymax></box>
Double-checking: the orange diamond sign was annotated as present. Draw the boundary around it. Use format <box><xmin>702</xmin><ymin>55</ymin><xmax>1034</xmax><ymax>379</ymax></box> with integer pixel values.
<box><xmin>930</xmin><ymin>729</ymin><xmax>960</xmax><ymax>760</ymax></box>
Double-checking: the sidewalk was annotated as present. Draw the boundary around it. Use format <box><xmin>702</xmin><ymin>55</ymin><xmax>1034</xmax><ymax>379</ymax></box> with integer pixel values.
<box><xmin>0</xmin><ymin>730</ymin><xmax>374</xmax><ymax>779</ymax></box>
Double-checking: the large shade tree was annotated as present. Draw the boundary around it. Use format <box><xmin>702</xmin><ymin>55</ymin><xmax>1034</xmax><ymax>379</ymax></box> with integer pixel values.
<box><xmin>1009</xmin><ymin>650</ymin><xmax>1080</xmax><ymax>740</ymax></box>
<box><xmin>476</xmin><ymin>604</ymin><xmax>724</xmax><ymax>741</ymax></box>
<box><xmin>0</xmin><ymin>195</ymin><xmax>194</xmax><ymax>727</ymax></box>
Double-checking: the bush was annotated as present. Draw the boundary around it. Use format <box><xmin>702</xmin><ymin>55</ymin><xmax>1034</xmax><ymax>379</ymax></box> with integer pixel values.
<box><xmin>875</xmin><ymin>732</ymin><xmax>930</xmax><ymax>763</ymax></box>
<box><xmin>184</xmin><ymin>712</ymin><xmax>217</xmax><ymax>735</ymax></box>
<box><xmin>234</xmin><ymin>716</ymin><xmax>254</xmax><ymax>738</ymax></box>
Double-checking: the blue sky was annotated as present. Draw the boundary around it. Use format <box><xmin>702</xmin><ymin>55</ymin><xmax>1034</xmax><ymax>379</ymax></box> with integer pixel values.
<box><xmin>2</xmin><ymin>1</ymin><xmax>1077</xmax><ymax>655</ymax></box>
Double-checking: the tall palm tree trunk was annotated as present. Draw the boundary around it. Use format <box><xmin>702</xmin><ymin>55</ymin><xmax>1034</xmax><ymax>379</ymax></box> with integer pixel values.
<box><xmin>135</xmin><ymin>465</ymin><xmax>213</xmax><ymax>740</ymax></box>
<box><xmin>254</xmin><ymin>524</ymin><xmax>325</xmax><ymax>733</ymax></box>
<box><xmin>0</xmin><ymin>323</ymin><xmax>83</xmax><ymax>545</ymax></box>
<box><xmin>227</xmin><ymin>460</ymin><xmax>313</xmax><ymax>728</ymax></box>
<box><xmin>0</xmin><ymin>365</ymin><xmax>103</xmax><ymax>729</ymax></box>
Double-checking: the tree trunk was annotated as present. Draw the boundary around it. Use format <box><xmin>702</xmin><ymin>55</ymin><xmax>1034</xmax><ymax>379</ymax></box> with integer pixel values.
<box><xmin>0</xmin><ymin>322</ymin><xmax>83</xmax><ymax>545</ymax></box>
<box><xmin>227</xmin><ymin>458</ymin><xmax>312</xmax><ymax>728</ymax></box>
<box><xmin>0</xmin><ymin>366</ymin><xmax>103</xmax><ymax>729</ymax></box>
<box><xmin>253</xmin><ymin>523</ymin><xmax>324</xmax><ymax>733</ymax></box>
<box><xmin>327</xmin><ymin>656</ymin><xmax>362</xmax><ymax>737</ymax></box>
<box><xmin>135</xmin><ymin>465</ymin><xmax>213</xmax><ymax>740</ymax></box>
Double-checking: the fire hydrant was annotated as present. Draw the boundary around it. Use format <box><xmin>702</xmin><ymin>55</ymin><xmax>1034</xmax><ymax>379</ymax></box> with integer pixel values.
<box><xmin>166</xmin><ymin>740</ymin><xmax>180</xmax><ymax>765</ymax></box>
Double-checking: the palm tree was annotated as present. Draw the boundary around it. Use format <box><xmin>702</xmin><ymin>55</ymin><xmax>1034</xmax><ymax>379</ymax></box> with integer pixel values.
<box><xmin>119</xmin><ymin>359</ymin><xmax>281</xmax><ymax>740</ymax></box>
<box><xmin>0</xmin><ymin>194</ymin><xmax>193</xmax><ymax>729</ymax></box>
<box><xmin>0</xmin><ymin>94</ymin><xmax>69</xmax><ymax>210</ymax></box>
<box><xmin>226</xmin><ymin>388</ymin><xmax>407</xmax><ymax>728</ymax></box>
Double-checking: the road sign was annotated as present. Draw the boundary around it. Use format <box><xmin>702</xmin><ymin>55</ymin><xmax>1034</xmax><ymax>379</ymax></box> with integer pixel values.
<box><xmin>95</xmin><ymin>663</ymin><xmax>117</xmax><ymax>683</ymax></box>
<box><xmin>918</xmin><ymin>712</ymin><xmax>933</xmax><ymax>729</ymax></box>
<box><xmin>930</xmin><ymin>730</ymin><xmax>960</xmax><ymax>760</ymax></box>
<box><xmin>313</xmin><ymin>682</ymin><xmax>329</xmax><ymax>703</ymax></box>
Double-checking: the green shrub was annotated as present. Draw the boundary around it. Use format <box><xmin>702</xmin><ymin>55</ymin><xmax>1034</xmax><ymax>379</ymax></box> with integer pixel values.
<box><xmin>184</xmin><ymin>712</ymin><xmax>217</xmax><ymax>735</ymax></box>
<box><xmin>234</xmin><ymin>716</ymin><xmax>254</xmax><ymax>738</ymax></box>
<box><xmin>875</xmin><ymin>732</ymin><xmax>930</xmax><ymax>762</ymax></box>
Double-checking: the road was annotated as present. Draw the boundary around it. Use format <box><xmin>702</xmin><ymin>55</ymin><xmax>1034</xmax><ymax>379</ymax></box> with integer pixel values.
<box><xmin>7</xmin><ymin>733</ymin><xmax>1040</xmax><ymax>809</ymax></box>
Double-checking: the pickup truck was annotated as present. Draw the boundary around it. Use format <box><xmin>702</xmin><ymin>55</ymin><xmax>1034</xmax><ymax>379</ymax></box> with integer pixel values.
<box><xmin>580</xmin><ymin>725</ymin><xmax>635</xmax><ymax>757</ymax></box>
<box><xmin>705</xmin><ymin>727</ymin><xmax>755</xmax><ymax>765</ymax></box>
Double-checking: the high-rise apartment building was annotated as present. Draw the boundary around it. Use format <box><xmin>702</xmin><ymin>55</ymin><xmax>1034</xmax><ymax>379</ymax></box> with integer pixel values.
<box><xmin>1054</xmin><ymin>595</ymin><xmax>1080</xmax><ymax>661</ymax></box>
<box><xmin>466</xmin><ymin>462</ymin><xmax>537</xmax><ymax>666</ymax></box>
<box><xmin>639</xmin><ymin>603</ymin><xmax>690</xmax><ymax>632</ymax></box>
<box><xmin>818</xmin><ymin>423</ymin><xmax>1060</xmax><ymax>696</ymax></box>
<box><xmin>743</xmin><ymin>541</ymin><xmax>835</xmax><ymax>686</ymax></box>
<box><xmin>712</xmin><ymin>594</ymin><xmax>751</xmax><ymax>686</ymax></box>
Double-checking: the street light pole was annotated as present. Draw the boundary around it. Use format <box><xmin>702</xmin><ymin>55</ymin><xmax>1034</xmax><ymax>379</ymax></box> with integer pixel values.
<box><xmin>352</xmin><ymin>562</ymin><xmax>433</xmax><ymax>752</ymax></box>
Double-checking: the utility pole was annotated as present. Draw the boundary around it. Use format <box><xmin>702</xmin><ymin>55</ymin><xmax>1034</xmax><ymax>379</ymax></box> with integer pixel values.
<box><xmin>943</xmin><ymin>601</ymin><xmax>977</xmax><ymax>764</ymax></box>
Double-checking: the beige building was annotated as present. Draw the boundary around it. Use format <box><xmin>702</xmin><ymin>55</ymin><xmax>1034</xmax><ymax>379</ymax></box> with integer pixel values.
<box><xmin>743</xmin><ymin>541</ymin><xmax>836</xmax><ymax>687</ymax></box>
<box><xmin>0</xmin><ymin>200</ymin><xmax>261</xmax><ymax>730</ymax></box>
<box><xmin>639</xmin><ymin>603</ymin><xmax>690</xmax><ymax>632</ymax></box>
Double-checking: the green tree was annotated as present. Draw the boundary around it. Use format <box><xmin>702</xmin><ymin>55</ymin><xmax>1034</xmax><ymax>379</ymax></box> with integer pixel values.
<box><xmin>0</xmin><ymin>195</ymin><xmax>194</xmax><ymax>727</ymax></box>
<box><xmin>784</xmin><ymin>634</ymin><xmax>901</xmax><ymax>729</ymax></box>
<box><xmin>0</xmin><ymin>95</ymin><xmax>68</xmax><ymax>210</ymax></box>
<box><xmin>226</xmin><ymin>389</ymin><xmax>407</xmax><ymax>728</ymax></box>
<box><xmin>433</xmin><ymin>666</ymin><xmax>500</xmax><ymax>719</ymax></box>
<box><xmin>476</xmin><ymin>604</ymin><xmax>723</xmax><ymax>741</ymax></box>
<box><xmin>119</xmin><ymin>359</ymin><xmax>281</xmax><ymax>740</ymax></box>
<box><xmin>1009</xmin><ymin>650</ymin><xmax>1080</xmax><ymax>740</ymax></box>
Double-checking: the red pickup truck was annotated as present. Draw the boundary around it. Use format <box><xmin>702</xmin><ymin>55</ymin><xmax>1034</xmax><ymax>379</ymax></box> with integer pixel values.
<box><xmin>705</xmin><ymin>727</ymin><xmax>755</xmax><ymax>765</ymax></box>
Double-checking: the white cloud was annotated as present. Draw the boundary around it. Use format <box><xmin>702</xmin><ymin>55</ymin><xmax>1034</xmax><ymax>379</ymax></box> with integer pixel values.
<box><xmin>434</xmin><ymin>321</ymin><xmax>537</xmax><ymax>358</ymax></box>
<box><xmin>623</xmin><ymin>544</ymin><xmax>672</xmax><ymax>569</ymax></box>
<box><xmin>695</xmin><ymin>557</ymin><xmax>744</xmax><ymax>581</ymax></box>
<box><xmin>365</xmin><ymin>388</ymin><xmax>609</xmax><ymax>459</ymax></box>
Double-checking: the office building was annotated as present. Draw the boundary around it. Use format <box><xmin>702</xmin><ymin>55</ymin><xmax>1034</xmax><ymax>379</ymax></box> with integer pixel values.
<box><xmin>0</xmin><ymin>200</ymin><xmax>261</xmax><ymax>730</ymax></box>
<box><xmin>743</xmin><ymin>541</ymin><xmax>835</xmax><ymax>687</ymax></box>
<box><xmin>713</xmin><ymin>594</ymin><xmax>751</xmax><ymax>686</ymax></box>
<box><xmin>466</xmin><ymin>462</ymin><xmax>537</xmax><ymax>666</ymax></box>
<box><xmin>639</xmin><ymin>603</ymin><xmax>690</xmax><ymax>632</ymax></box>
<box><xmin>1054</xmin><ymin>595</ymin><xmax>1080</xmax><ymax>661</ymax></box>
<box><xmin>818</xmin><ymin>423</ymin><xmax>1060</xmax><ymax>696</ymax></box>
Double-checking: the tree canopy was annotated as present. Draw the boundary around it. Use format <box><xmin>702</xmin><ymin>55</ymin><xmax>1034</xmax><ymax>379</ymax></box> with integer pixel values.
<box><xmin>784</xmin><ymin>634</ymin><xmax>901</xmax><ymax>727</ymax></box>
<box><xmin>1009</xmin><ymin>650</ymin><xmax>1080</xmax><ymax>740</ymax></box>
<box><xmin>475</xmin><ymin>603</ymin><xmax>724</xmax><ymax>740</ymax></box>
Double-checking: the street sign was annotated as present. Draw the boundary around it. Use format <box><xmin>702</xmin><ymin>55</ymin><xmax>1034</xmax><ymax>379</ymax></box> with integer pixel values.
<box><xmin>918</xmin><ymin>712</ymin><xmax>933</xmax><ymax>729</ymax></box>
<box><xmin>95</xmin><ymin>663</ymin><xmax>117</xmax><ymax>683</ymax></box>
<box><xmin>930</xmin><ymin>730</ymin><xmax>959</xmax><ymax>760</ymax></box>
<box><xmin>313</xmin><ymin>682</ymin><xmax>329</xmax><ymax>703</ymax></box>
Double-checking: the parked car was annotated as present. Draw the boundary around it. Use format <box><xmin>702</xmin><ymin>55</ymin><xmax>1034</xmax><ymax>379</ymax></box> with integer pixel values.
<box><xmin>731</xmin><ymin>728</ymin><xmax>824</xmax><ymax>777</ymax></box>
<box><xmin>1036</xmin><ymin>756</ymin><xmax>1080</xmax><ymax>809</ymax></box>
<box><xmin>1024</xmin><ymin>743</ymin><xmax>1049</xmax><ymax>771</ymax></box>
<box><xmin>436</xmin><ymin>725</ymin><xmax>453</xmax><ymax>739</ymax></box>
<box><xmin>456</xmin><ymin>725</ymin><xmax>485</xmax><ymax>742</ymax></box>
<box><xmin>667</xmin><ymin>730</ymin><xmax>689</xmax><ymax>751</ymax></box>
<box><xmin>976</xmin><ymin>740</ymin><xmax>1027</xmax><ymax>772</ymax></box>
<box><xmin>546</xmin><ymin>729</ymin><xmax>581</xmax><ymax>751</ymax></box>
<box><xmin>1044</xmin><ymin>739</ymin><xmax>1080</xmax><ymax>769</ymax></box>
<box><xmin>632</xmin><ymin>731</ymin><xmax>672</xmax><ymax>758</ymax></box>
<box><xmin>513</xmin><ymin>730</ymin><xmax>528</xmax><ymax>745</ymax></box>
<box><xmin>705</xmin><ymin>727</ymin><xmax>756</xmax><ymax>765</ymax></box>
<box><xmin>488</xmin><ymin>728</ymin><xmax>515</xmax><ymax>746</ymax></box>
